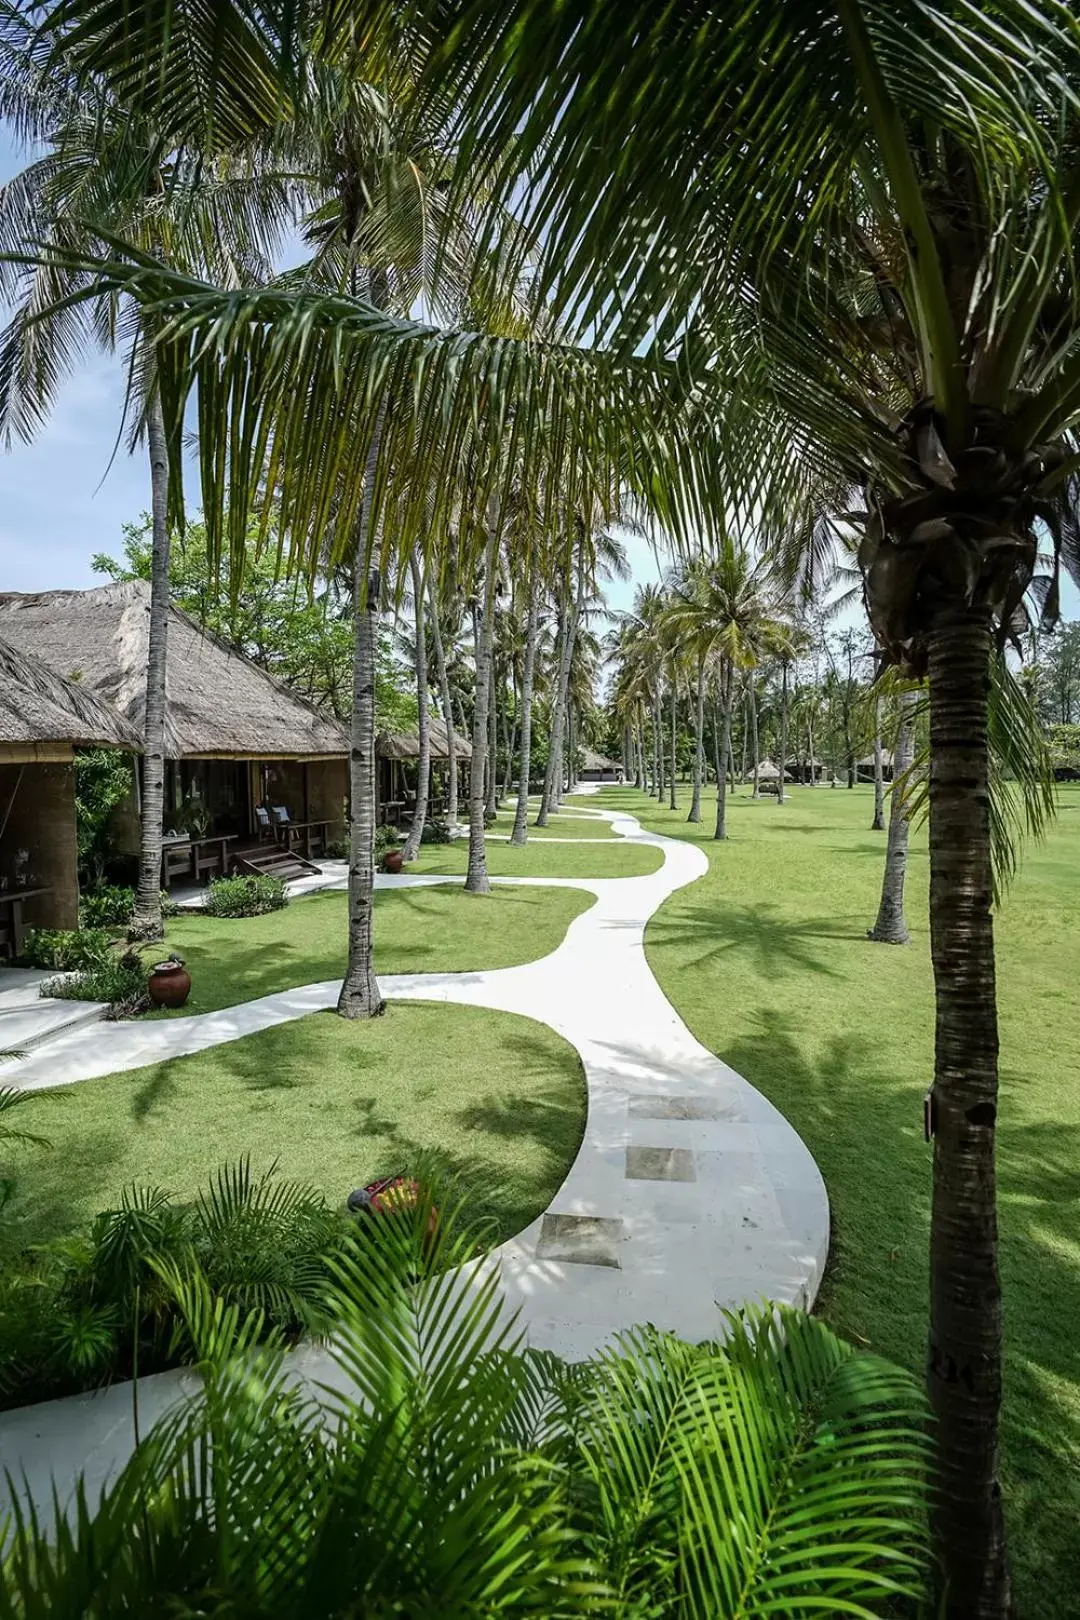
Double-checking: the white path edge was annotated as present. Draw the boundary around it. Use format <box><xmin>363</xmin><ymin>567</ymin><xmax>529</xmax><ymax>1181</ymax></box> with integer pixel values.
<box><xmin>0</xmin><ymin>792</ymin><xmax>829</xmax><ymax>1523</ymax></box>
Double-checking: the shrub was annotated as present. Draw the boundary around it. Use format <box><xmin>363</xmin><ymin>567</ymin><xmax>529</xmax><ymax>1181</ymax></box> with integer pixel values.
<box><xmin>40</xmin><ymin>953</ymin><xmax>147</xmax><ymax>1011</ymax></box>
<box><xmin>0</xmin><ymin>1161</ymin><xmax>347</xmax><ymax>1412</ymax></box>
<box><xmin>204</xmin><ymin>873</ymin><xmax>288</xmax><ymax>917</ymax></box>
<box><xmin>373</xmin><ymin>824</ymin><xmax>401</xmax><ymax>858</ymax></box>
<box><xmin>420</xmin><ymin>818</ymin><xmax>452</xmax><ymax>845</ymax></box>
<box><xmin>323</xmin><ymin>837</ymin><xmax>348</xmax><ymax>859</ymax></box>
<box><xmin>79</xmin><ymin>885</ymin><xmax>135</xmax><ymax>929</ymax></box>
<box><xmin>160</xmin><ymin>889</ymin><xmax>182</xmax><ymax>919</ymax></box>
<box><xmin>20</xmin><ymin>927</ymin><xmax>112</xmax><ymax>972</ymax></box>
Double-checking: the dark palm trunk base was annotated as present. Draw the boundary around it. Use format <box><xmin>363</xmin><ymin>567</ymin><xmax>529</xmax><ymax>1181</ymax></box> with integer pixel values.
<box><xmin>926</xmin><ymin>605</ymin><xmax>1008</xmax><ymax>1617</ymax></box>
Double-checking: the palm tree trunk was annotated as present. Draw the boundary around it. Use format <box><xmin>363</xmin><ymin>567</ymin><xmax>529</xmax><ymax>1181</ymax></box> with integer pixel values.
<box><xmin>926</xmin><ymin>607</ymin><xmax>1008</xmax><ymax>1615</ymax></box>
<box><xmin>749</xmin><ymin>679</ymin><xmax>761</xmax><ymax>799</ymax></box>
<box><xmin>536</xmin><ymin>601</ymin><xmax>566</xmax><ymax>826</ymax></box>
<box><xmin>668</xmin><ymin>676</ymin><xmax>678</xmax><ymax>810</ymax></box>
<box><xmin>465</xmin><ymin>520</ymin><xmax>498</xmax><ymax>894</ymax></box>
<box><xmin>871</xmin><ymin>696</ymin><xmax>886</xmax><ymax>829</ymax></box>
<box><xmin>401</xmin><ymin>553</ymin><xmax>430</xmax><ymax>863</ymax></box>
<box><xmin>485</xmin><ymin>650</ymin><xmax>499</xmax><ymax>818</ymax></box>
<box><xmin>129</xmin><ymin>388</ymin><xmax>171</xmax><ymax>942</ymax></box>
<box><xmin>511</xmin><ymin>577</ymin><xmax>539</xmax><ymax>846</ymax></box>
<box><xmin>636</xmin><ymin>720</ymin><xmax>646</xmax><ymax>790</ymax></box>
<box><xmin>427</xmin><ymin>573</ymin><xmax>458</xmax><ymax>829</ymax></box>
<box><xmin>807</xmin><ymin>714</ymin><xmax>816</xmax><ymax>785</ymax></box>
<box><xmin>654</xmin><ymin>687</ymin><xmax>664</xmax><ymax>799</ymax></box>
<box><xmin>688</xmin><ymin>657</ymin><xmax>705</xmax><ymax>822</ymax></box>
<box><xmin>777</xmin><ymin>660</ymin><xmax>789</xmax><ymax>805</ymax></box>
<box><xmin>714</xmin><ymin>663</ymin><xmax>734</xmax><ymax>839</ymax></box>
<box><xmin>502</xmin><ymin>673</ymin><xmax>516</xmax><ymax>801</ymax></box>
<box><xmin>337</xmin><ymin>563</ymin><xmax>385</xmax><ymax>1018</ymax></box>
<box><xmin>868</xmin><ymin>689</ymin><xmax>916</xmax><ymax>945</ymax></box>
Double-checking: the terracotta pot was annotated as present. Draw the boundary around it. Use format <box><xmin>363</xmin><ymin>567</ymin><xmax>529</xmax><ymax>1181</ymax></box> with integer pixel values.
<box><xmin>382</xmin><ymin>849</ymin><xmax>404</xmax><ymax>874</ymax></box>
<box><xmin>148</xmin><ymin>959</ymin><xmax>192</xmax><ymax>1009</ymax></box>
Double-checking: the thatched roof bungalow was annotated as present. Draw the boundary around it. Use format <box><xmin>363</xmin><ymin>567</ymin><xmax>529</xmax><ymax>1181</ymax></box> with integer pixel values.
<box><xmin>376</xmin><ymin>719</ymin><xmax>472</xmax><ymax>762</ymax></box>
<box><xmin>579</xmin><ymin>747</ymin><xmax>623</xmax><ymax>782</ymax></box>
<box><xmin>0</xmin><ymin>636</ymin><xmax>140</xmax><ymax>945</ymax></box>
<box><xmin>376</xmin><ymin>719</ymin><xmax>472</xmax><ymax>823</ymax></box>
<box><xmin>0</xmin><ymin>583</ymin><xmax>349</xmax><ymax>853</ymax></box>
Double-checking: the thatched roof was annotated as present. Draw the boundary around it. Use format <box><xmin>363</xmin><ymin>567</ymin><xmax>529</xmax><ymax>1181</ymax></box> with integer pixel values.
<box><xmin>0</xmin><ymin>583</ymin><xmax>348</xmax><ymax>759</ymax></box>
<box><xmin>746</xmin><ymin>758</ymin><xmax>783</xmax><ymax>780</ymax></box>
<box><xmin>0</xmin><ymin>634</ymin><xmax>140</xmax><ymax>752</ymax></box>
<box><xmin>377</xmin><ymin>718</ymin><xmax>472</xmax><ymax>761</ymax></box>
<box><xmin>581</xmin><ymin>747</ymin><xmax>621</xmax><ymax>772</ymax></box>
<box><xmin>856</xmin><ymin>750</ymin><xmax>895</xmax><ymax>770</ymax></box>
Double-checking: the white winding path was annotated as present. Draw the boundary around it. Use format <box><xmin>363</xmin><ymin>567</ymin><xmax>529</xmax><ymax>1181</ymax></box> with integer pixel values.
<box><xmin>0</xmin><ymin>796</ymin><xmax>828</xmax><ymax>1519</ymax></box>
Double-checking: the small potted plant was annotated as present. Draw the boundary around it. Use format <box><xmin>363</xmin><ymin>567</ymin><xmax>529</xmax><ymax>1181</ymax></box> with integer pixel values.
<box><xmin>376</xmin><ymin>825</ymin><xmax>404</xmax><ymax>874</ymax></box>
<box><xmin>147</xmin><ymin>952</ymin><xmax>191</xmax><ymax>1008</ymax></box>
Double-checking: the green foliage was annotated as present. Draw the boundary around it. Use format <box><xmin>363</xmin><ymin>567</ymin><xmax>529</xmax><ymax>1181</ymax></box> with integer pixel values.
<box><xmin>1047</xmin><ymin>723</ymin><xmax>1080</xmax><ymax>774</ymax></box>
<box><xmin>73</xmin><ymin>749</ymin><xmax>133</xmax><ymax>885</ymax></box>
<box><xmin>322</xmin><ymin>837</ymin><xmax>348</xmax><ymax>858</ymax></box>
<box><xmin>0</xmin><ymin>1088</ymin><xmax>51</xmax><ymax>1215</ymax></box>
<box><xmin>0</xmin><ymin>1178</ymin><xmax>930</xmax><ymax>1612</ymax></box>
<box><xmin>93</xmin><ymin>516</ymin><xmax>416</xmax><ymax>727</ymax></box>
<box><xmin>373</xmin><ymin>824</ymin><xmax>401</xmax><ymax>858</ymax></box>
<box><xmin>419</xmin><ymin>818</ymin><xmax>452</xmax><ymax>844</ymax></box>
<box><xmin>40</xmin><ymin>954</ymin><xmax>146</xmax><ymax>1009</ymax></box>
<box><xmin>203</xmin><ymin>873</ymin><xmax>288</xmax><ymax>917</ymax></box>
<box><xmin>0</xmin><ymin>1161</ymin><xmax>346</xmax><ymax>1411</ymax></box>
<box><xmin>78</xmin><ymin>885</ymin><xmax>135</xmax><ymax>929</ymax></box>
<box><xmin>20</xmin><ymin>927</ymin><xmax>112</xmax><ymax>972</ymax></box>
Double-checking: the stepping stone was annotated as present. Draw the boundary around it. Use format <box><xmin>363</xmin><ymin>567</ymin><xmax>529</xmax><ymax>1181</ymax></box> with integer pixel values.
<box><xmin>625</xmin><ymin>1146</ymin><xmax>696</xmax><ymax>1182</ymax></box>
<box><xmin>537</xmin><ymin>1213</ymin><xmax>624</xmax><ymax>1268</ymax></box>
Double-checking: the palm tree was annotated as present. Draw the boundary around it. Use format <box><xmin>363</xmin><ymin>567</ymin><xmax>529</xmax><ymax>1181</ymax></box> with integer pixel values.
<box><xmin>41</xmin><ymin>2</ymin><xmax>1080</xmax><ymax>1602</ymax></box>
<box><xmin>0</xmin><ymin>24</ymin><xmax>292</xmax><ymax>942</ymax></box>
<box><xmin>871</xmin><ymin>696</ymin><xmax>887</xmax><ymax>831</ymax></box>
<box><xmin>869</xmin><ymin>689</ymin><xmax>918</xmax><ymax>945</ymax></box>
<box><xmin>400</xmin><ymin>552</ymin><xmax>430</xmax><ymax>862</ymax></box>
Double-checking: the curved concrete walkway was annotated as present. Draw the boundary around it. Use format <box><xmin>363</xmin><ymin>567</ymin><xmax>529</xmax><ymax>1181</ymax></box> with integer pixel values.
<box><xmin>7</xmin><ymin>796</ymin><xmax>829</xmax><ymax>1351</ymax></box>
<box><xmin>0</xmin><ymin>797</ymin><xmax>829</xmax><ymax>1529</ymax></box>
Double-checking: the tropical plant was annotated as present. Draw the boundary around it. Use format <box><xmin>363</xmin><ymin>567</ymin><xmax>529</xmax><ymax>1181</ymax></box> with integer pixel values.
<box><xmin>40</xmin><ymin>950</ymin><xmax>147</xmax><ymax>1010</ymax></box>
<box><xmin>0</xmin><ymin>1160</ymin><xmax>345</xmax><ymax>1412</ymax></box>
<box><xmin>19</xmin><ymin>926</ymin><xmax>112</xmax><ymax>972</ymax></box>
<box><xmin>72</xmin><ymin>748</ymin><xmax>134</xmax><ymax>886</ymax></box>
<box><xmin>78</xmin><ymin>884</ymin><xmax>136</xmax><ymax>929</ymax></box>
<box><xmin>0</xmin><ymin>1172</ymin><xmax>932</xmax><ymax>1613</ymax></box>
<box><xmin>203</xmin><ymin>872</ymin><xmax>287</xmax><ymax>918</ymax></box>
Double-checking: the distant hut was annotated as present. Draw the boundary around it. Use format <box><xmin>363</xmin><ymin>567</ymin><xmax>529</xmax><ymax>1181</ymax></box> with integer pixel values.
<box><xmin>0</xmin><ymin>635</ymin><xmax>140</xmax><ymax>945</ymax></box>
<box><xmin>579</xmin><ymin>748</ymin><xmax>624</xmax><ymax>783</ymax></box>
<box><xmin>856</xmin><ymin>749</ymin><xmax>895</xmax><ymax>783</ymax></box>
<box><xmin>376</xmin><ymin>719</ymin><xmax>473</xmax><ymax>823</ymax></box>
<box><xmin>744</xmin><ymin>758</ymin><xmax>785</xmax><ymax>784</ymax></box>
<box><xmin>786</xmin><ymin>756</ymin><xmax>827</xmax><ymax>784</ymax></box>
<box><xmin>0</xmin><ymin>583</ymin><xmax>350</xmax><ymax>875</ymax></box>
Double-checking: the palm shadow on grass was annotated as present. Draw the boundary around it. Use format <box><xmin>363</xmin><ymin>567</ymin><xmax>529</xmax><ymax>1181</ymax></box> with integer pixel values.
<box><xmin>724</xmin><ymin>1008</ymin><xmax>1080</xmax><ymax>1607</ymax></box>
<box><xmin>647</xmin><ymin>903</ymin><xmax>864</xmax><ymax>980</ymax></box>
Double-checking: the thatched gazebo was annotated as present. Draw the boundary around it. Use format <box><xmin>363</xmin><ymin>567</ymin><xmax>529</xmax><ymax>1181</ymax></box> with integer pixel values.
<box><xmin>0</xmin><ymin>635</ymin><xmax>140</xmax><ymax>944</ymax></box>
<box><xmin>745</xmin><ymin>758</ymin><xmax>784</xmax><ymax>782</ymax></box>
<box><xmin>0</xmin><ymin>583</ymin><xmax>349</xmax><ymax>852</ymax></box>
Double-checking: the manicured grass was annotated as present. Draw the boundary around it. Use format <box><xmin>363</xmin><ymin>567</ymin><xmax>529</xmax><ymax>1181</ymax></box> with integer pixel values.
<box><xmin>408</xmin><ymin>839</ymin><xmax>661</xmax><ymax>878</ymax></box>
<box><xmin>596</xmin><ymin>781</ymin><xmax>1080</xmax><ymax>1617</ymax></box>
<box><xmin>1</xmin><ymin>1002</ymin><xmax>586</xmax><ymax>1258</ymax></box>
<box><xmin>490</xmin><ymin>808</ymin><xmax>617</xmax><ymax>840</ymax></box>
<box><xmin>147</xmin><ymin>884</ymin><xmax>593</xmax><ymax>1018</ymax></box>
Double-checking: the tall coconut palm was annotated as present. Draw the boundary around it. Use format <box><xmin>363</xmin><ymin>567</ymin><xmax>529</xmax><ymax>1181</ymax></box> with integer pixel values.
<box><xmin>400</xmin><ymin>552</ymin><xmax>430</xmax><ymax>862</ymax></box>
<box><xmin>0</xmin><ymin>25</ymin><xmax>293</xmax><ymax>942</ymax></box>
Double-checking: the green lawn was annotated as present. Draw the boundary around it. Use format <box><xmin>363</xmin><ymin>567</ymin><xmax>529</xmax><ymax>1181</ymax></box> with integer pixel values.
<box><xmin>489</xmin><ymin>809</ymin><xmax>617</xmax><ymax>840</ymax></box>
<box><xmin>1</xmin><ymin>1003</ymin><xmax>585</xmax><ymax>1258</ymax></box>
<box><xmin>594</xmin><ymin>781</ymin><xmax>1079</xmax><ymax>1618</ymax></box>
<box><xmin>148</xmin><ymin>883</ymin><xmax>593</xmax><ymax>1017</ymax></box>
<box><xmin>408</xmin><ymin>839</ymin><xmax>660</xmax><ymax>878</ymax></box>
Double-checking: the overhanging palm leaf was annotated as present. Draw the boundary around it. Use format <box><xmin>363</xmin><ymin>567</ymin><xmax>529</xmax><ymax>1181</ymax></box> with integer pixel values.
<box><xmin>0</xmin><ymin>1175</ymin><xmax>932</xmax><ymax>1615</ymax></box>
